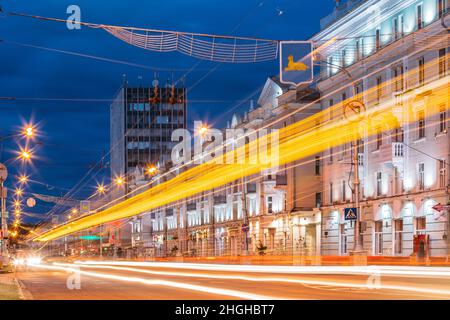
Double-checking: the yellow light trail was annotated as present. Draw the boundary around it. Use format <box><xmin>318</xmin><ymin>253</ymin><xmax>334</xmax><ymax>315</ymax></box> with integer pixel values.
<box><xmin>35</xmin><ymin>57</ymin><xmax>449</xmax><ymax>242</ymax></box>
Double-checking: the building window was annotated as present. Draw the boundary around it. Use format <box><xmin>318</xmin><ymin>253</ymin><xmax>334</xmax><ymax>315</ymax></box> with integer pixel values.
<box><xmin>342</xmin><ymin>180</ymin><xmax>346</xmax><ymax>202</ymax></box>
<box><xmin>355</xmin><ymin>39</ymin><xmax>361</xmax><ymax>60</ymax></box>
<box><xmin>418</xmin><ymin>163</ymin><xmax>425</xmax><ymax>190</ymax></box>
<box><xmin>354</xmin><ymin>81</ymin><xmax>364</xmax><ymax>95</ymax></box>
<box><xmin>329</xmin><ymin>182</ymin><xmax>334</xmax><ymax>204</ymax></box>
<box><xmin>376</xmin><ymin>76</ymin><xmax>382</xmax><ymax>103</ymax></box>
<box><xmin>342</xmin><ymin>92</ymin><xmax>347</xmax><ymax>102</ymax></box>
<box><xmin>439</xmin><ymin>160</ymin><xmax>447</xmax><ymax>188</ymax></box>
<box><xmin>398</xmin><ymin>14</ymin><xmax>404</xmax><ymax>38</ymax></box>
<box><xmin>376</xmin><ymin>128</ymin><xmax>382</xmax><ymax>150</ymax></box>
<box><xmin>376</xmin><ymin>172</ymin><xmax>382</xmax><ymax>196</ymax></box>
<box><xmin>416</xmin><ymin>216</ymin><xmax>426</xmax><ymax>234</ymax></box>
<box><xmin>267</xmin><ymin>196</ymin><xmax>273</xmax><ymax>214</ymax></box>
<box><xmin>329</xmin><ymin>99</ymin><xmax>334</xmax><ymax>120</ymax></box>
<box><xmin>315</xmin><ymin>156</ymin><xmax>321</xmax><ymax>175</ymax></box>
<box><xmin>375</xmin><ymin>29</ymin><xmax>381</xmax><ymax>51</ymax></box>
<box><xmin>394</xmin><ymin>219</ymin><xmax>403</xmax><ymax>254</ymax></box>
<box><xmin>329</xmin><ymin>146</ymin><xmax>333</xmax><ymax>162</ymax></box>
<box><xmin>439</xmin><ymin>105</ymin><xmax>447</xmax><ymax>133</ymax></box>
<box><xmin>439</xmin><ymin>48</ymin><xmax>447</xmax><ymax>78</ymax></box>
<box><xmin>315</xmin><ymin>192</ymin><xmax>322</xmax><ymax>208</ymax></box>
<box><xmin>341</xmin><ymin>49</ymin><xmax>347</xmax><ymax>67</ymax></box>
<box><xmin>393</xmin><ymin>17</ymin><xmax>398</xmax><ymax>40</ymax></box>
<box><xmin>418</xmin><ymin>57</ymin><xmax>425</xmax><ymax>86</ymax></box>
<box><xmin>438</xmin><ymin>0</ymin><xmax>447</xmax><ymax>18</ymax></box>
<box><xmin>328</xmin><ymin>56</ymin><xmax>334</xmax><ymax>77</ymax></box>
<box><xmin>417</xmin><ymin>3</ymin><xmax>423</xmax><ymax>30</ymax></box>
<box><xmin>392</xmin><ymin>64</ymin><xmax>404</xmax><ymax>92</ymax></box>
<box><xmin>418</xmin><ymin>110</ymin><xmax>426</xmax><ymax>139</ymax></box>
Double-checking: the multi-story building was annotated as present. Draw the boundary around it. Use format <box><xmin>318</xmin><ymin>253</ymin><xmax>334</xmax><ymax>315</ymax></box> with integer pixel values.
<box><xmin>110</xmin><ymin>80</ymin><xmax>187</xmax><ymax>184</ymax></box>
<box><xmin>108</xmin><ymin>80</ymin><xmax>187</xmax><ymax>256</ymax></box>
<box><xmin>147</xmin><ymin>77</ymin><xmax>323</xmax><ymax>258</ymax></box>
<box><xmin>315</xmin><ymin>0</ymin><xmax>449</xmax><ymax>257</ymax></box>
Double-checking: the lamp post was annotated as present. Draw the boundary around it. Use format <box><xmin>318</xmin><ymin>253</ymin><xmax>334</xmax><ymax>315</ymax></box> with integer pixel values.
<box><xmin>0</xmin><ymin>163</ymin><xmax>8</xmax><ymax>261</ymax></box>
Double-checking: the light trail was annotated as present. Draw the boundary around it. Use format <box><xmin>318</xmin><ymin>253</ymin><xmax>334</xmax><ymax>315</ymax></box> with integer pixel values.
<box><xmin>54</xmin><ymin>262</ymin><xmax>450</xmax><ymax>298</ymax></box>
<box><xmin>74</xmin><ymin>260</ymin><xmax>450</xmax><ymax>278</ymax></box>
<box><xmin>34</xmin><ymin>56</ymin><xmax>449</xmax><ymax>241</ymax></box>
<box><xmin>28</xmin><ymin>263</ymin><xmax>284</xmax><ymax>300</ymax></box>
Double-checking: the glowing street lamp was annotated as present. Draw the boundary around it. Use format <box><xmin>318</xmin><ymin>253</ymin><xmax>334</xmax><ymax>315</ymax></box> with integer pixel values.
<box><xmin>13</xmin><ymin>200</ymin><xmax>21</xmax><ymax>207</ymax></box>
<box><xmin>115</xmin><ymin>177</ymin><xmax>124</xmax><ymax>187</ymax></box>
<box><xmin>19</xmin><ymin>150</ymin><xmax>31</xmax><ymax>160</ymax></box>
<box><xmin>71</xmin><ymin>208</ymin><xmax>78</xmax><ymax>215</ymax></box>
<box><xmin>97</xmin><ymin>184</ymin><xmax>106</xmax><ymax>194</ymax></box>
<box><xmin>15</xmin><ymin>188</ymin><xmax>23</xmax><ymax>197</ymax></box>
<box><xmin>146</xmin><ymin>165</ymin><xmax>158</xmax><ymax>175</ymax></box>
<box><xmin>19</xmin><ymin>175</ymin><xmax>28</xmax><ymax>183</ymax></box>
<box><xmin>24</xmin><ymin>126</ymin><xmax>34</xmax><ymax>138</ymax></box>
<box><xmin>198</xmin><ymin>125</ymin><xmax>208</xmax><ymax>136</ymax></box>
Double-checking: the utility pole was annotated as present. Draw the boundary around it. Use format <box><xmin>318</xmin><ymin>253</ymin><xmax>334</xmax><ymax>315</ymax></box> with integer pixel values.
<box><xmin>0</xmin><ymin>163</ymin><xmax>8</xmax><ymax>262</ymax></box>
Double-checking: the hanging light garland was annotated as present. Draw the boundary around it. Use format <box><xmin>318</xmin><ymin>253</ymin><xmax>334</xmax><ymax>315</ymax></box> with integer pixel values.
<box><xmin>9</xmin><ymin>12</ymin><xmax>280</xmax><ymax>63</ymax></box>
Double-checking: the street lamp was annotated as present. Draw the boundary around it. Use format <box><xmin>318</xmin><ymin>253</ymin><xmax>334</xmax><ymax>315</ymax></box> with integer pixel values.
<box><xmin>115</xmin><ymin>177</ymin><xmax>124</xmax><ymax>187</ymax></box>
<box><xmin>19</xmin><ymin>150</ymin><xmax>31</xmax><ymax>161</ymax></box>
<box><xmin>146</xmin><ymin>165</ymin><xmax>158</xmax><ymax>176</ymax></box>
<box><xmin>15</xmin><ymin>188</ymin><xmax>23</xmax><ymax>197</ymax></box>
<box><xmin>24</xmin><ymin>126</ymin><xmax>34</xmax><ymax>138</ymax></box>
<box><xmin>198</xmin><ymin>125</ymin><xmax>208</xmax><ymax>136</ymax></box>
<box><xmin>97</xmin><ymin>184</ymin><xmax>106</xmax><ymax>194</ymax></box>
<box><xmin>71</xmin><ymin>208</ymin><xmax>78</xmax><ymax>215</ymax></box>
<box><xmin>18</xmin><ymin>175</ymin><xmax>28</xmax><ymax>183</ymax></box>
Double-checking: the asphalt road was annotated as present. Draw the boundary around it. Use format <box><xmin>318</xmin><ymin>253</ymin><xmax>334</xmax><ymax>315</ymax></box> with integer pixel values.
<box><xmin>15</xmin><ymin>261</ymin><xmax>450</xmax><ymax>300</ymax></box>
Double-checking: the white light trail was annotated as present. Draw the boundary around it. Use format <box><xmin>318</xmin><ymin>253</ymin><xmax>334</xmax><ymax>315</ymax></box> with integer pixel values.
<box><xmin>64</xmin><ymin>262</ymin><xmax>450</xmax><ymax>298</ymax></box>
<box><xmin>74</xmin><ymin>260</ymin><xmax>450</xmax><ymax>278</ymax></box>
<box><xmin>29</xmin><ymin>263</ymin><xmax>283</xmax><ymax>300</ymax></box>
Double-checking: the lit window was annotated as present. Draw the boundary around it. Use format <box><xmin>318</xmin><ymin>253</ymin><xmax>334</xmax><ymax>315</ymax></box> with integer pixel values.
<box><xmin>377</xmin><ymin>172</ymin><xmax>382</xmax><ymax>196</ymax></box>
<box><xmin>418</xmin><ymin>56</ymin><xmax>425</xmax><ymax>86</ymax></box>
<box><xmin>418</xmin><ymin>110</ymin><xmax>426</xmax><ymax>139</ymax></box>
<box><xmin>439</xmin><ymin>48</ymin><xmax>447</xmax><ymax>78</ymax></box>
<box><xmin>439</xmin><ymin>160</ymin><xmax>446</xmax><ymax>188</ymax></box>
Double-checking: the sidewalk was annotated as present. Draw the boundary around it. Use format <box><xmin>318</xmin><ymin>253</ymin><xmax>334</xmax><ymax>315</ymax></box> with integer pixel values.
<box><xmin>0</xmin><ymin>272</ymin><xmax>21</xmax><ymax>300</ymax></box>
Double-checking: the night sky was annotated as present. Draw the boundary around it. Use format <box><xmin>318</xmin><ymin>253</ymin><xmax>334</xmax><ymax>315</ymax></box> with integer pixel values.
<box><xmin>0</xmin><ymin>0</ymin><xmax>334</xmax><ymax>223</ymax></box>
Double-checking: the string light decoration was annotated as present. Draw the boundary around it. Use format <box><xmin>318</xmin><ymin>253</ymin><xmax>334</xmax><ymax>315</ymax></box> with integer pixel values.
<box><xmin>9</xmin><ymin>12</ymin><xmax>280</xmax><ymax>63</ymax></box>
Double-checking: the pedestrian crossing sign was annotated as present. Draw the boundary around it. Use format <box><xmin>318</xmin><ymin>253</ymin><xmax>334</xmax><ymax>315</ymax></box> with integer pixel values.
<box><xmin>344</xmin><ymin>207</ymin><xmax>358</xmax><ymax>221</ymax></box>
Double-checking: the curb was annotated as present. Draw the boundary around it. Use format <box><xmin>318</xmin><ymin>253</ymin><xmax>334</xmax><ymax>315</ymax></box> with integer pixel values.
<box><xmin>14</xmin><ymin>276</ymin><xmax>34</xmax><ymax>300</ymax></box>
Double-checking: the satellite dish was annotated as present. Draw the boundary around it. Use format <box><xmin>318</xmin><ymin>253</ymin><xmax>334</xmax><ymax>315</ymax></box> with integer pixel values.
<box><xmin>26</xmin><ymin>197</ymin><xmax>36</xmax><ymax>208</ymax></box>
<box><xmin>0</xmin><ymin>163</ymin><xmax>8</xmax><ymax>181</ymax></box>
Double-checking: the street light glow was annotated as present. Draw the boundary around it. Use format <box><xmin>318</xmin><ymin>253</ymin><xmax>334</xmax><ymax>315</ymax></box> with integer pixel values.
<box><xmin>15</xmin><ymin>188</ymin><xmax>23</xmax><ymax>196</ymax></box>
<box><xmin>146</xmin><ymin>165</ymin><xmax>157</xmax><ymax>175</ymax></box>
<box><xmin>24</xmin><ymin>126</ymin><xmax>34</xmax><ymax>137</ymax></box>
<box><xmin>97</xmin><ymin>184</ymin><xmax>106</xmax><ymax>194</ymax></box>
<box><xmin>198</xmin><ymin>125</ymin><xmax>208</xmax><ymax>135</ymax></box>
<box><xmin>19</xmin><ymin>175</ymin><xmax>28</xmax><ymax>183</ymax></box>
<box><xmin>115</xmin><ymin>177</ymin><xmax>124</xmax><ymax>186</ymax></box>
<box><xmin>20</xmin><ymin>150</ymin><xmax>31</xmax><ymax>160</ymax></box>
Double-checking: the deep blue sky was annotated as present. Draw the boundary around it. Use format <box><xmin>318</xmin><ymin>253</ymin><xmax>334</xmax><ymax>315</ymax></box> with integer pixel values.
<box><xmin>0</xmin><ymin>0</ymin><xmax>334</xmax><ymax>223</ymax></box>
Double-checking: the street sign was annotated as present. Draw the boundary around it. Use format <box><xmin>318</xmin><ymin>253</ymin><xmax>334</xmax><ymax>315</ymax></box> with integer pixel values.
<box><xmin>344</xmin><ymin>100</ymin><xmax>366</xmax><ymax>122</ymax></box>
<box><xmin>432</xmin><ymin>203</ymin><xmax>450</xmax><ymax>212</ymax></box>
<box><xmin>0</xmin><ymin>163</ymin><xmax>7</xmax><ymax>181</ymax></box>
<box><xmin>279</xmin><ymin>41</ymin><xmax>313</xmax><ymax>86</ymax></box>
<box><xmin>79</xmin><ymin>235</ymin><xmax>101</xmax><ymax>241</ymax></box>
<box><xmin>344</xmin><ymin>207</ymin><xmax>358</xmax><ymax>221</ymax></box>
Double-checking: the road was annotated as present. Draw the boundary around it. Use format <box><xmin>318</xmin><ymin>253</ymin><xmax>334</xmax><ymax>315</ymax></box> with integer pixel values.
<box><xmin>15</xmin><ymin>261</ymin><xmax>450</xmax><ymax>300</ymax></box>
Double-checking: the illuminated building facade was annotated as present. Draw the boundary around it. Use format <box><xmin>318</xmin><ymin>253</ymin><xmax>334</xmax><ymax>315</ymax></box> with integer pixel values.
<box><xmin>147</xmin><ymin>78</ymin><xmax>323</xmax><ymax>258</ymax></box>
<box><xmin>315</xmin><ymin>0</ymin><xmax>449</xmax><ymax>256</ymax></box>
